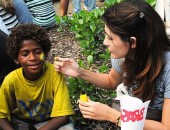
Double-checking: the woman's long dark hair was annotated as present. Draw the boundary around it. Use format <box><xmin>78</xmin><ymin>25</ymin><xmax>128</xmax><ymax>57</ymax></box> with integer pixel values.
<box><xmin>102</xmin><ymin>0</ymin><xmax>170</xmax><ymax>101</ymax></box>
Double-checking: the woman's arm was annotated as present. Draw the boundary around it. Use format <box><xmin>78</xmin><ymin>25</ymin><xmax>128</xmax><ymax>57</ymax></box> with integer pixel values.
<box><xmin>0</xmin><ymin>118</ymin><xmax>14</xmax><ymax>130</ymax></box>
<box><xmin>78</xmin><ymin>67</ymin><xmax>123</xmax><ymax>90</ymax></box>
<box><xmin>79</xmin><ymin>98</ymin><xmax>170</xmax><ymax>130</ymax></box>
<box><xmin>144</xmin><ymin>98</ymin><xmax>170</xmax><ymax>130</ymax></box>
<box><xmin>54</xmin><ymin>57</ymin><xmax>123</xmax><ymax>90</ymax></box>
<box><xmin>38</xmin><ymin>116</ymin><xmax>69</xmax><ymax>130</ymax></box>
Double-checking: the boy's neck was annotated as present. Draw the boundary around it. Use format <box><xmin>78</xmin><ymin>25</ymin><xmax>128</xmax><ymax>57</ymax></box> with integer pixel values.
<box><xmin>23</xmin><ymin>68</ymin><xmax>44</xmax><ymax>81</ymax></box>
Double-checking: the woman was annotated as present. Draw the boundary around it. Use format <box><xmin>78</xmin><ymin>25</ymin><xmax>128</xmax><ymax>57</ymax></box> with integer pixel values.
<box><xmin>54</xmin><ymin>0</ymin><xmax>170</xmax><ymax>129</ymax></box>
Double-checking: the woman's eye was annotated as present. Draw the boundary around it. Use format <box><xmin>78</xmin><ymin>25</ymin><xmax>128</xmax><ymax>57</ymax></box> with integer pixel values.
<box><xmin>107</xmin><ymin>35</ymin><xmax>112</xmax><ymax>40</ymax></box>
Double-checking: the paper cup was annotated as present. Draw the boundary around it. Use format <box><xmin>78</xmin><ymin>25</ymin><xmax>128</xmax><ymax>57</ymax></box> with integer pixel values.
<box><xmin>155</xmin><ymin>0</ymin><xmax>165</xmax><ymax>21</ymax></box>
<box><xmin>165</xmin><ymin>0</ymin><xmax>170</xmax><ymax>27</ymax></box>
<box><xmin>118</xmin><ymin>96</ymin><xmax>150</xmax><ymax>130</ymax></box>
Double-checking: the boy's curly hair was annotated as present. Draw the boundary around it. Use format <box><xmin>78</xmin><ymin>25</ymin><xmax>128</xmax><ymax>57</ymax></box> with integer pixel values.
<box><xmin>6</xmin><ymin>24</ymin><xmax>51</xmax><ymax>60</ymax></box>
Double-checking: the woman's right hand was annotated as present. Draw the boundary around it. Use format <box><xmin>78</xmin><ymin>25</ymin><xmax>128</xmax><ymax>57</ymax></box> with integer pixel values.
<box><xmin>53</xmin><ymin>57</ymin><xmax>80</xmax><ymax>77</ymax></box>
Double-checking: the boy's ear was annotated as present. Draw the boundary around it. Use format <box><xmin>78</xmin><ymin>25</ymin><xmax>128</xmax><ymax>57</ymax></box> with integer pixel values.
<box><xmin>14</xmin><ymin>59</ymin><xmax>19</xmax><ymax>64</ymax></box>
<box><xmin>130</xmin><ymin>37</ymin><xmax>136</xmax><ymax>48</ymax></box>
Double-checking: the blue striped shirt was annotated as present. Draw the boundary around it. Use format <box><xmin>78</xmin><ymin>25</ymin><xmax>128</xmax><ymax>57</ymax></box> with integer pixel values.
<box><xmin>0</xmin><ymin>6</ymin><xmax>19</xmax><ymax>33</ymax></box>
<box><xmin>24</xmin><ymin>0</ymin><xmax>56</xmax><ymax>28</ymax></box>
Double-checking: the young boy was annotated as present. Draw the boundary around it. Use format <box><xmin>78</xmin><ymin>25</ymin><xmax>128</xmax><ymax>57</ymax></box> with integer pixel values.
<box><xmin>0</xmin><ymin>24</ymin><xmax>74</xmax><ymax>130</ymax></box>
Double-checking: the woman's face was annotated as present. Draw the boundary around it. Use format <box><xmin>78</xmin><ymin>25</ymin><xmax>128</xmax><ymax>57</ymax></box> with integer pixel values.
<box><xmin>103</xmin><ymin>24</ymin><xmax>130</xmax><ymax>59</ymax></box>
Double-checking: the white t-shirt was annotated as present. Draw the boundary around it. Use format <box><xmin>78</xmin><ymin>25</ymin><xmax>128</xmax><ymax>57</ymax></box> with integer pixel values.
<box><xmin>111</xmin><ymin>51</ymin><xmax>170</xmax><ymax>111</ymax></box>
<box><xmin>0</xmin><ymin>17</ymin><xmax>9</xmax><ymax>35</ymax></box>
<box><xmin>0</xmin><ymin>6</ymin><xmax>19</xmax><ymax>34</ymax></box>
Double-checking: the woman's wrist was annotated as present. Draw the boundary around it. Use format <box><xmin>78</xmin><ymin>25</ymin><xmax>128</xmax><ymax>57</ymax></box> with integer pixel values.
<box><xmin>77</xmin><ymin>67</ymin><xmax>83</xmax><ymax>77</ymax></box>
<box><xmin>116</xmin><ymin>116</ymin><xmax>121</xmax><ymax>127</ymax></box>
<box><xmin>109</xmin><ymin>108</ymin><xmax>120</xmax><ymax>124</ymax></box>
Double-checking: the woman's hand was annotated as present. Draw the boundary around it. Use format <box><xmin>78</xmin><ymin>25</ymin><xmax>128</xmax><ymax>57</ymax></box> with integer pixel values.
<box><xmin>53</xmin><ymin>57</ymin><xmax>80</xmax><ymax>77</ymax></box>
<box><xmin>79</xmin><ymin>99</ymin><xmax>120</xmax><ymax>122</ymax></box>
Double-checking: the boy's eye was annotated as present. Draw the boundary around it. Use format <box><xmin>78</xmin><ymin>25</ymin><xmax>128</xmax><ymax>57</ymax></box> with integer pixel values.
<box><xmin>22</xmin><ymin>53</ymin><xmax>28</xmax><ymax>56</ymax></box>
<box><xmin>35</xmin><ymin>51</ymin><xmax>42</xmax><ymax>54</ymax></box>
<box><xmin>34</xmin><ymin>49</ymin><xmax>42</xmax><ymax>54</ymax></box>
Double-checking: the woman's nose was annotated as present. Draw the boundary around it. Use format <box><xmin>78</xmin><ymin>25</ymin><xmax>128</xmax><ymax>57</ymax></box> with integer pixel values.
<box><xmin>103</xmin><ymin>37</ymin><xmax>108</xmax><ymax>46</ymax></box>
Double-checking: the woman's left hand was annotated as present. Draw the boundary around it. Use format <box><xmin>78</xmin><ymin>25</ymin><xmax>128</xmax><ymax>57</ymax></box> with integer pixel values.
<box><xmin>79</xmin><ymin>99</ymin><xmax>120</xmax><ymax>122</ymax></box>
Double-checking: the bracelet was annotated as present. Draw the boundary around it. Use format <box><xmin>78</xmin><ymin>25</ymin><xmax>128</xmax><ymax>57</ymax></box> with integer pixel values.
<box><xmin>116</xmin><ymin>116</ymin><xmax>121</xmax><ymax>127</ymax></box>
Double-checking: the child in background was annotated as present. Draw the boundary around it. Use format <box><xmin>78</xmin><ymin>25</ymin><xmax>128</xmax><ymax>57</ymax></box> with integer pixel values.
<box><xmin>0</xmin><ymin>24</ymin><xmax>74</xmax><ymax>130</ymax></box>
<box><xmin>13</xmin><ymin>0</ymin><xmax>33</xmax><ymax>24</ymax></box>
<box><xmin>73</xmin><ymin>0</ymin><xmax>96</xmax><ymax>13</ymax></box>
<box><xmin>24</xmin><ymin>0</ymin><xmax>56</xmax><ymax>29</ymax></box>
<box><xmin>0</xmin><ymin>0</ymin><xmax>33</xmax><ymax>35</ymax></box>
<box><xmin>0</xmin><ymin>0</ymin><xmax>19</xmax><ymax>34</ymax></box>
<box><xmin>83</xmin><ymin>0</ymin><xmax>88</xmax><ymax>11</ymax></box>
<box><xmin>0</xmin><ymin>30</ymin><xmax>17</xmax><ymax>86</ymax></box>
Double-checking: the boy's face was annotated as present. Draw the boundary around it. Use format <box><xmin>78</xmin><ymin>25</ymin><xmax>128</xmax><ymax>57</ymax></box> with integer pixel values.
<box><xmin>16</xmin><ymin>40</ymin><xmax>44</xmax><ymax>80</ymax></box>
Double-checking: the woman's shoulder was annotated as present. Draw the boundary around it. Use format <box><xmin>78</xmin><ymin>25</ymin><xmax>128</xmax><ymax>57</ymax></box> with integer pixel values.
<box><xmin>111</xmin><ymin>58</ymin><xmax>124</xmax><ymax>73</ymax></box>
<box><xmin>161</xmin><ymin>51</ymin><xmax>170</xmax><ymax>77</ymax></box>
<box><xmin>164</xmin><ymin>51</ymin><xmax>170</xmax><ymax>65</ymax></box>
<box><xmin>165</xmin><ymin>51</ymin><xmax>170</xmax><ymax>59</ymax></box>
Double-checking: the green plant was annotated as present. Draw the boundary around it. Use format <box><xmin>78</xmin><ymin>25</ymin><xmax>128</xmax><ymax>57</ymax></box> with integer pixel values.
<box><xmin>68</xmin><ymin>57</ymin><xmax>116</xmax><ymax>129</ymax></box>
<box><xmin>56</xmin><ymin>8</ymin><xmax>105</xmax><ymax>59</ymax></box>
<box><xmin>145</xmin><ymin>0</ymin><xmax>156</xmax><ymax>7</ymax></box>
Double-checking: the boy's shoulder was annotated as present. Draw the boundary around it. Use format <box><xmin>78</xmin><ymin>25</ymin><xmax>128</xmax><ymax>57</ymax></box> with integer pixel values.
<box><xmin>44</xmin><ymin>62</ymin><xmax>60</xmax><ymax>75</ymax></box>
<box><xmin>5</xmin><ymin>67</ymin><xmax>20</xmax><ymax>78</ymax></box>
<box><xmin>44</xmin><ymin>62</ymin><xmax>55</xmax><ymax>71</ymax></box>
<box><xmin>2</xmin><ymin>68</ymin><xmax>22</xmax><ymax>86</ymax></box>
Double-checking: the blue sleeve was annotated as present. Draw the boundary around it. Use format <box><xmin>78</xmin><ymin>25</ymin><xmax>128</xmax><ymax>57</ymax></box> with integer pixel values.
<box><xmin>111</xmin><ymin>58</ymin><xmax>124</xmax><ymax>73</ymax></box>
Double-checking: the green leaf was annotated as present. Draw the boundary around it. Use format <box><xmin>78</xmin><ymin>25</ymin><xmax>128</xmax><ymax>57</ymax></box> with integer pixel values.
<box><xmin>99</xmin><ymin>64</ymin><xmax>109</xmax><ymax>73</ymax></box>
<box><xmin>87</xmin><ymin>55</ymin><xmax>93</xmax><ymax>66</ymax></box>
<box><xmin>75</xmin><ymin>34</ymin><xmax>82</xmax><ymax>38</ymax></box>
<box><xmin>90</xmin><ymin>24</ymin><xmax>96</xmax><ymax>32</ymax></box>
<box><xmin>78</xmin><ymin>19</ymin><xmax>84</xmax><ymax>24</ymax></box>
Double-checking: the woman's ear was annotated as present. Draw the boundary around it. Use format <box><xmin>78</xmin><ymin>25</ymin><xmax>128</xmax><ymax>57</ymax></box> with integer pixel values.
<box><xmin>130</xmin><ymin>37</ymin><xmax>136</xmax><ymax>48</ymax></box>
